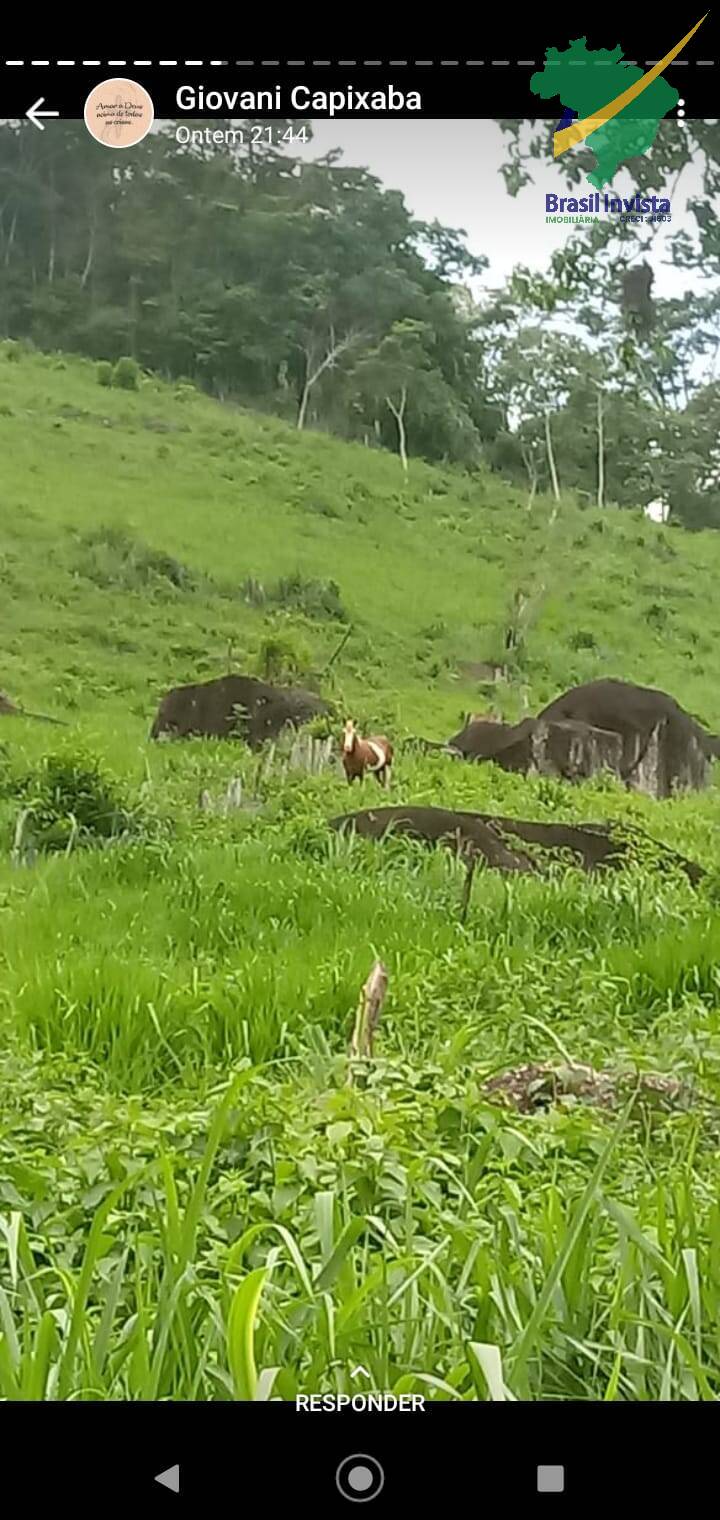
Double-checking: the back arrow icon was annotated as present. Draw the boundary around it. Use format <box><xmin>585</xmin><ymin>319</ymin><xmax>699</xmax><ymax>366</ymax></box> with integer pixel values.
<box><xmin>154</xmin><ymin>1465</ymin><xmax>180</xmax><ymax>1493</ymax></box>
<box><xmin>27</xmin><ymin>98</ymin><xmax>60</xmax><ymax>132</ymax></box>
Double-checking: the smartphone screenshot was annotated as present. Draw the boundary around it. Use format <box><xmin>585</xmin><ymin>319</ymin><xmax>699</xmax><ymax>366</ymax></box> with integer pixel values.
<box><xmin>1</xmin><ymin>26</ymin><xmax>718</xmax><ymax>1503</ymax></box>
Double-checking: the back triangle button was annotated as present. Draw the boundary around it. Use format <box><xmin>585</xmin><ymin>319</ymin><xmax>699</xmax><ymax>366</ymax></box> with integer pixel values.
<box><xmin>155</xmin><ymin>1465</ymin><xmax>180</xmax><ymax>1493</ymax></box>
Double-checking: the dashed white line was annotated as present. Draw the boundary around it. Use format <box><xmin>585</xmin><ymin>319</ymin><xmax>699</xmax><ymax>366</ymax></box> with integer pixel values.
<box><xmin>1</xmin><ymin>56</ymin><xmax>716</xmax><ymax>69</ymax></box>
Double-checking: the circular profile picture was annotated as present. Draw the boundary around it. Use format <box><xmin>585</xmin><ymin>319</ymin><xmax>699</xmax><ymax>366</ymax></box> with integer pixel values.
<box><xmin>84</xmin><ymin>78</ymin><xmax>154</xmax><ymax>148</ymax></box>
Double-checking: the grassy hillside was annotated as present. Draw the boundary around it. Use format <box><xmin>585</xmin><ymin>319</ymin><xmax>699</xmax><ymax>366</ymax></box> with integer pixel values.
<box><xmin>3</xmin><ymin>346</ymin><xmax>720</xmax><ymax>736</ymax></box>
<box><xmin>2</xmin><ymin>347</ymin><xmax>720</xmax><ymax>1404</ymax></box>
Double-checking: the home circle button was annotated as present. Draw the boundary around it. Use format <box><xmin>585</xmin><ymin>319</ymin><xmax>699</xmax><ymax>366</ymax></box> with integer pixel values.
<box><xmin>336</xmin><ymin>1454</ymin><xmax>385</xmax><ymax>1502</ymax></box>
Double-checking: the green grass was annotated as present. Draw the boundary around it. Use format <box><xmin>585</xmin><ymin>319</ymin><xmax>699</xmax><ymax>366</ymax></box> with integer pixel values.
<box><xmin>2</xmin><ymin>347</ymin><xmax>720</xmax><ymax>1401</ymax></box>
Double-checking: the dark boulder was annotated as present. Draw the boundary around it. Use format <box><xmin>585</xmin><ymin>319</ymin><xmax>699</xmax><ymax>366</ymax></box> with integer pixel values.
<box><xmin>537</xmin><ymin>678</ymin><xmax>720</xmax><ymax>758</ymax></box>
<box><xmin>537</xmin><ymin>678</ymin><xmax>719</xmax><ymax>798</ymax></box>
<box><xmin>329</xmin><ymin>805</ymin><xmax>704</xmax><ymax>884</ymax></box>
<box><xmin>445</xmin><ymin>716</ymin><xmax>624</xmax><ymax>782</ymax></box>
<box><xmin>443</xmin><ymin>679</ymin><xmax>718</xmax><ymax>799</ymax></box>
<box><xmin>150</xmin><ymin>674</ymin><xmax>330</xmax><ymax>747</ymax></box>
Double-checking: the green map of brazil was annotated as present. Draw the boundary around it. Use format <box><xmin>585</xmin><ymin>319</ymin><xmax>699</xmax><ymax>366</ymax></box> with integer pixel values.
<box><xmin>531</xmin><ymin>38</ymin><xmax>679</xmax><ymax>188</ymax></box>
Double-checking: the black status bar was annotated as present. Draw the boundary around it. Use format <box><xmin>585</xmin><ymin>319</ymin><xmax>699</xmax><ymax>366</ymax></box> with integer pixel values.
<box><xmin>0</xmin><ymin>48</ymin><xmax>718</xmax><ymax>119</ymax></box>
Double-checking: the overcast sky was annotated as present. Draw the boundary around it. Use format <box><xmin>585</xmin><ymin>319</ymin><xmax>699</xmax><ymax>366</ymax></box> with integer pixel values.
<box><xmin>296</xmin><ymin>118</ymin><xmax>707</xmax><ymax>301</ymax></box>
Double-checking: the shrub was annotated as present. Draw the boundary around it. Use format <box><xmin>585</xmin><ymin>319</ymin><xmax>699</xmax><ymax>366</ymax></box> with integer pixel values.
<box><xmin>96</xmin><ymin>361</ymin><xmax>113</xmax><ymax>388</ymax></box>
<box><xmin>258</xmin><ymin>631</ymin><xmax>312</xmax><ymax>683</ymax></box>
<box><xmin>1</xmin><ymin>339</ymin><xmax>21</xmax><ymax>362</ymax></box>
<box><xmin>112</xmin><ymin>356</ymin><xmax>141</xmax><ymax>391</ymax></box>
<box><xmin>12</xmin><ymin>752</ymin><xmax>139</xmax><ymax>853</ymax></box>
<box><xmin>241</xmin><ymin>576</ymin><xmax>267</xmax><ymax>606</ymax></box>
<box><xmin>568</xmin><ymin>629</ymin><xmax>598</xmax><ymax>651</ymax></box>
<box><xmin>75</xmin><ymin>526</ymin><xmax>198</xmax><ymax>593</ymax></box>
<box><xmin>269</xmin><ymin>572</ymin><xmax>348</xmax><ymax>623</ymax></box>
<box><xmin>302</xmin><ymin>497</ymin><xmax>340</xmax><ymax>519</ymax></box>
<box><xmin>646</xmin><ymin>602</ymin><xmax>672</xmax><ymax>633</ymax></box>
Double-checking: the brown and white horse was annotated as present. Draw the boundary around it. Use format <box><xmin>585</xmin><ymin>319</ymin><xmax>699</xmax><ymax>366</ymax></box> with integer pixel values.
<box><xmin>341</xmin><ymin>720</ymin><xmax>393</xmax><ymax>788</ymax></box>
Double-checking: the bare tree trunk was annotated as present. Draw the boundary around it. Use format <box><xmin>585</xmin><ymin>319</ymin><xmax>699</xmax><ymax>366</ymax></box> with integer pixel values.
<box><xmin>544</xmin><ymin>410</ymin><xmax>560</xmax><ymax>506</ymax></box>
<box><xmin>521</xmin><ymin>443</ymin><xmax>538</xmax><ymax>510</ymax></box>
<box><xmin>48</xmin><ymin>169</ymin><xmax>56</xmax><ymax>283</ymax></box>
<box><xmin>80</xmin><ymin>219</ymin><xmax>96</xmax><ymax>289</ymax></box>
<box><xmin>128</xmin><ymin>275</ymin><xmax>140</xmax><ymax>358</ymax></box>
<box><xmin>386</xmin><ymin>387</ymin><xmax>408</xmax><ymax>475</ymax></box>
<box><xmin>297</xmin><ymin>349</ymin><xmax>314</xmax><ymax>431</ymax></box>
<box><xmin>4</xmin><ymin>210</ymin><xmax>17</xmax><ymax>268</ymax></box>
<box><xmin>297</xmin><ymin>329</ymin><xmax>365</xmax><ymax>430</ymax></box>
<box><xmin>596</xmin><ymin>387</ymin><xmax>605</xmax><ymax>508</ymax></box>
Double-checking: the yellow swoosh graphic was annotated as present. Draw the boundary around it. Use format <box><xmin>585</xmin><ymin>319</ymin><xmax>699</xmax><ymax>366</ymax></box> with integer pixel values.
<box><xmin>554</xmin><ymin>13</ymin><xmax>709</xmax><ymax>158</ymax></box>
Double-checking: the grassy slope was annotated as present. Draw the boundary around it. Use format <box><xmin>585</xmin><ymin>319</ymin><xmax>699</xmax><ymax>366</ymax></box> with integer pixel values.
<box><xmin>2</xmin><ymin>349</ymin><xmax>720</xmax><ymax>1402</ymax></box>
<box><xmin>3</xmin><ymin>349</ymin><xmax>720</xmax><ymax>735</ymax></box>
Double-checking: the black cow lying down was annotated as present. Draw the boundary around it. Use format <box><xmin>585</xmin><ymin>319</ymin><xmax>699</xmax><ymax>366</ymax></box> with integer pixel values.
<box><xmin>329</xmin><ymin>805</ymin><xmax>704</xmax><ymax>885</ymax></box>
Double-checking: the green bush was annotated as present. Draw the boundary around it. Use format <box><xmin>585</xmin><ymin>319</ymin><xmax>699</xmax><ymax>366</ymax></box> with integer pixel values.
<box><xmin>112</xmin><ymin>356</ymin><xmax>140</xmax><ymax>391</ymax></box>
<box><xmin>12</xmin><ymin>752</ymin><xmax>139</xmax><ymax>853</ymax></box>
<box><xmin>75</xmin><ymin>526</ymin><xmax>198</xmax><ymax>593</ymax></box>
<box><xmin>174</xmin><ymin>382</ymin><xmax>197</xmax><ymax>402</ymax></box>
<box><xmin>568</xmin><ymin>629</ymin><xmax>598</xmax><ymax>651</ymax></box>
<box><xmin>96</xmin><ymin>361</ymin><xmax>113</xmax><ymax>388</ymax></box>
<box><xmin>258</xmin><ymin>631</ymin><xmax>312</xmax><ymax>683</ymax></box>
<box><xmin>241</xmin><ymin>576</ymin><xmax>267</xmax><ymax>606</ymax></box>
<box><xmin>1</xmin><ymin>339</ymin><xmax>21</xmax><ymax>362</ymax></box>
<box><xmin>269</xmin><ymin>572</ymin><xmax>348</xmax><ymax>623</ymax></box>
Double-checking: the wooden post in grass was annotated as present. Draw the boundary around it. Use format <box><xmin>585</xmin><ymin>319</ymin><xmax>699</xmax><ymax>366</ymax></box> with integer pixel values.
<box><xmin>11</xmin><ymin>807</ymin><xmax>31</xmax><ymax>866</ymax></box>
<box><xmin>347</xmin><ymin>960</ymin><xmax>388</xmax><ymax>1087</ymax></box>
<box><xmin>460</xmin><ymin>852</ymin><xmax>477</xmax><ymax>925</ymax></box>
<box><xmin>224</xmin><ymin>776</ymin><xmax>243</xmax><ymax>813</ymax></box>
<box><xmin>321</xmin><ymin>623</ymin><xmax>353</xmax><ymax>677</ymax></box>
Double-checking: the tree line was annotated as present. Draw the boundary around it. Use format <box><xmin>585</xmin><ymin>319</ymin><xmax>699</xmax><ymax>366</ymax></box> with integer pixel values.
<box><xmin>2</xmin><ymin>118</ymin><xmax>720</xmax><ymax>527</ymax></box>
